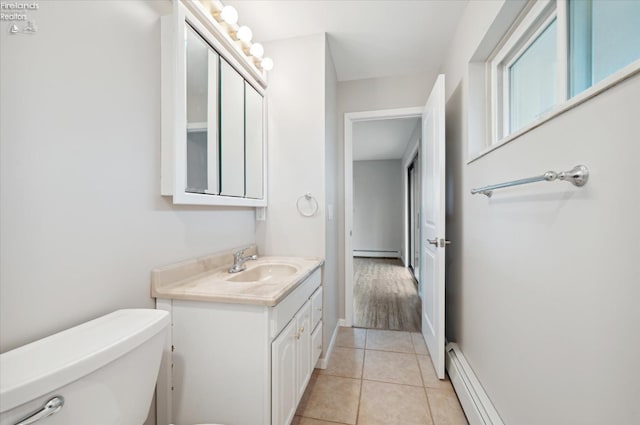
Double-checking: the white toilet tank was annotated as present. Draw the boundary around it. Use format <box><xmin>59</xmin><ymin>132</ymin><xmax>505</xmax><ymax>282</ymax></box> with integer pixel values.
<box><xmin>0</xmin><ymin>309</ymin><xmax>169</xmax><ymax>425</ymax></box>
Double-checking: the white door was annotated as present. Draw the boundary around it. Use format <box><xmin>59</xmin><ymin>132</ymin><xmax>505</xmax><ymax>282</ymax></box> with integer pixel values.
<box><xmin>419</xmin><ymin>74</ymin><xmax>446</xmax><ymax>379</ymax></box>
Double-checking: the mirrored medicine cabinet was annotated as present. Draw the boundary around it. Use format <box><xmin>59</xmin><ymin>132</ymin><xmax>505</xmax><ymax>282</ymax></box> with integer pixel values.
<box><xmin>161</xmin><ymin>1</ymin><xmax>266</xmax><ymax>206</ymax></box>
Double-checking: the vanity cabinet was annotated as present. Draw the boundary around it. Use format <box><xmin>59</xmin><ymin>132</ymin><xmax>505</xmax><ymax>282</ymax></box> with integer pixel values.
<box><xmin>156</xmin><ymin>268</ymin><xmax>323</xmax><ymax>425</ymax></box>
<box><xmin>161</xmin><ymin>1</ymin><xmax>266</xmax><ymax>206</ymax></box>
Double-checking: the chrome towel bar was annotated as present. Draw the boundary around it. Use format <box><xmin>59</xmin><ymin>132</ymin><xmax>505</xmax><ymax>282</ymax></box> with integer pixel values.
<box><xmin>471</xmin><ymin>165</ymin><xmax>589</xmax><ymax>198</ymax></box>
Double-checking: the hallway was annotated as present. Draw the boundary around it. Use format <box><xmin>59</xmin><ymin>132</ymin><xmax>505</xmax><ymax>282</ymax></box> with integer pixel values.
<box><xmin>294</xmin><ymin>327</ymin><xmax>468</xmax><ymax>425</ymax></box>
<box><xmin>353</xmin><ymin>258</ymin><xmax>421</xmax><ymax>332</ymax></box>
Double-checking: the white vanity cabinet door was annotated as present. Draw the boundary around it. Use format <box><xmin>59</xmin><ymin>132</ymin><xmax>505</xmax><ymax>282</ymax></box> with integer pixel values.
<box><xmin>296</xmin><ymin>301</ymin><xmax>312</xmax><ymax>403</ymax></box>
<box><xmin>312</xmin><ymin>322</ymin><xmax>323</xmax><ymax>366</ymax></box>
<box><xmin>272</xmin><ymin>319</ymin><xmax>298</xmax><ymax>425</ymax></box>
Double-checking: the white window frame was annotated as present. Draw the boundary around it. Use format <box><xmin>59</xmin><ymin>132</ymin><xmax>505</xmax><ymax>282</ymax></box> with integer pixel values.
<box><xmin>488</xmin><ymin>0</ymin><xmax>568</xmax><ymax>144</ymax></box>
<box><xmin>469</xmin><ymin>0</ymin><xmax>640</xmax><ymax>162</ymax></box>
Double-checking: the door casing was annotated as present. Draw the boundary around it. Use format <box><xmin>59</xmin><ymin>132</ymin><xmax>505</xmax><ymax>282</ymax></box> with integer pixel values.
<box><xmin>343</xmin><ymin>106</ymin><xmax>422</xmax><ymax>326</ymax></box>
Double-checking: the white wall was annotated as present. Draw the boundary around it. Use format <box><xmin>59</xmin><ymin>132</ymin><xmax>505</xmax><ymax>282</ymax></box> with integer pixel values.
<box><xmin>442</xmin><ymin>2</ymin><xmax>640</xmax><ymax>424</ymax></box>
<box><xmin>0</xmin><ymin>0</ymin><xmax>254</xmax><ymax>353</ymax></box>
<box><xmin>352</xmin><ymin>160</ymin><xmax>403</xmax><ymax>255</ymax></box>
<box><xmin>324</xmin><ymin>39</ymin><xmax>340</xmax><ymax>358</ymax></box>
<box><xmin>257</xmin><ymin>34</ymin><xmax>326</xmax><ymax>257</ymax></box>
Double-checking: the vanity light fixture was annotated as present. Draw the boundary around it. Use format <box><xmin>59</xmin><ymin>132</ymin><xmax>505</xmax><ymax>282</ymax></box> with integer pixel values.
<box><xmin>220</xmin><ymin>5</ymin><xmax>238</xmax><ymax>25</ymax></box>
<box><xmin>198</xmin><ymin>0</ymin><xmax>274</xmax><ymax>73</ymax></box>
<box><xmin>249</xmin><ymin>42</ymin><xmax>264</xmax><ymax>59</ymax></box>
<box><xmin>236</xmin><ymin>25</ymin><xmax>252</xmax><ymax>43</ymax></box>
<box><xmin>261</xmin><ymin>57</ymin><xmax>274</xmax><ymax>71</ymax></box>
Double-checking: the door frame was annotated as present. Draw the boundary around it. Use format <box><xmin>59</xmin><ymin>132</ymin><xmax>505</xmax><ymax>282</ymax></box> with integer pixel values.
<box><xmin>406</xmin><ymin>150</ymin><xmax>420</xmax><ymax>281</ymax></box>
<box><xmin>343</xmin><ymin>107</ymin><xmax>423</xmax><ymax>326</ymax></box>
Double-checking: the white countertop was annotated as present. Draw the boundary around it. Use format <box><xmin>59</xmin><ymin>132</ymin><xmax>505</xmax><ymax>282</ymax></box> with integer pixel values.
<box><xmin>151</xmin><ymin>252</ymin><xmax>323</xmax><ymax>306</ymax></box>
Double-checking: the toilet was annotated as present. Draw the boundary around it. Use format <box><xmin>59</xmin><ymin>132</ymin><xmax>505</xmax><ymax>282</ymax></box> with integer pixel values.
<box><xmin>0</xmin><ymin>309</ymin><xmax>169</xmax><ymax>425</ymax></box>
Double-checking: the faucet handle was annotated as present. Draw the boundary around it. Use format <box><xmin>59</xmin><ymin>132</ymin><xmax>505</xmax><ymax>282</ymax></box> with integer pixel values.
<box><xmin>233</xmin><ymin>247</ymin><xmax>249</xmax><ymax>259</ymax></box>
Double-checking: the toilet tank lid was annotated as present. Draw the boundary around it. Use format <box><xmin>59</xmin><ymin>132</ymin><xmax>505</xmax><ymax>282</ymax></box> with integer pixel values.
<box><xmin>0</xmin><ymin>309</ymin><xmax>169</xmax><ymax>413</ymax></box>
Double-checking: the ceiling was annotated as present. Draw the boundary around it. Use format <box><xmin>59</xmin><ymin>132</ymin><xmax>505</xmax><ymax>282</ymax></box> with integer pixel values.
<box><xmin>224</xmin><ymin>0</ymin><xmax>468</xmax><ymax>81</ymax></box>
<box><xmin>353</xmin><ymin>117</ymin><xmax>420</xmax><ymax>161</ymax></box>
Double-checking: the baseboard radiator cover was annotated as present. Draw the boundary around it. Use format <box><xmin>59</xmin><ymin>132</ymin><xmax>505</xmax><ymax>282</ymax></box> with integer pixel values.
<box><xmin>353</xmin><ymin>249</ymin><xmax>400</xmax><ymax>258</ymax></box>
<box><xmin>446</xmin><ymin>342</ymin><xmax>505</xmax><ymax>425</ymax></box>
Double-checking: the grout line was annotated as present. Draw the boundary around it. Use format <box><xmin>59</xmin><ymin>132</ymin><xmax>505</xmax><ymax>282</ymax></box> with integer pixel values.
<box><xmin>364</xmin><ymin>347</ymin><xmax>418</xmax><ymax>355</ymax></box>
<box><xmin>295</xmin><ymin>416</ymin><xmax>352</xmax><ymax>425</ymax></box>
<box><xmin>355</xmin><ymin>349</ymin><xmax>366</xmax><ymax>425</ymax></box>
<box><xmin>424</xmin><ymin>385</ymin><xmax>437</xmax><ymax>425</ymax></box>
<box><xmin>414</xmin><ymin>349</ymin><xmax>438</xmax><ymax>425</ymax></box>
<box><xmin>361</xmin><ymin>377</ymin><xmax>426</xmax><ymax>389</ymax></box>
<box><xmin>416</xmin><ymin>352</ymin><xmax>427</xmax><ymax>388</ymax></box>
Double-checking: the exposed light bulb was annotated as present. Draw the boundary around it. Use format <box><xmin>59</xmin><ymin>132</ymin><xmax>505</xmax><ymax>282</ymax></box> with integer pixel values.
<box><xmin>220</xmin><ymin>5</ymin><xmax>238</xmax><ymax>25</ymax></box>
<box><xmin>261</xmin><ymin>57</ymin><xmax>274</xmax><ymax>71</ymax></box>
<box><xmin>249</xmin><ymin>42</ymin><xmax>264</xmax><ymax>58</ymax></box>
<box><xmin>236</xmin><ymin>26</ymin><xmax>252</xmax><ymax>43</ymax></box>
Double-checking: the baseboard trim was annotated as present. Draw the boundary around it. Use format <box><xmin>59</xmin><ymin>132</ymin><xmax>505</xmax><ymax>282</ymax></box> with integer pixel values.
<box><xmin>353</xmin><ymin>250</ymin><xmax>400</xmax><ymax>259</ymax></box>
<box><xmin>446</xmin><ymin>342</ymin><xmax>504</xmax><ymax>425</ymax></box>
<box><xmin>316</xmin><ymin>321</ymin><xmax>340</xmax><ymax>369</ymax></box>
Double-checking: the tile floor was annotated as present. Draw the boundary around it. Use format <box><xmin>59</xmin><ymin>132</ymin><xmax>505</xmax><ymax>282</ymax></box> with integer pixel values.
<box><xmin>293</xmin><ymin>328</ymin><xmax>468</xmax><ymax>425</ymax></box>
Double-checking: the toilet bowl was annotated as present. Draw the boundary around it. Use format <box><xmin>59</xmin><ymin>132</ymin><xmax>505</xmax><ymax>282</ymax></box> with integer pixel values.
<box><xmin>0</xmin><ymin>309</ymin><xmax>169</xmax><ymax>425</ymax></box>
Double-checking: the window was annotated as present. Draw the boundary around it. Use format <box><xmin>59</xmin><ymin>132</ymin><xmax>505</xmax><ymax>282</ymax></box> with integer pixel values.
<box><xmin>508</xmin><ymin>17</ymin><xmax>558</xmax><ymax>133</ymax></box>
<box><xmin>569</xmin><ymin>0</ymin><xmax>640</xmax><ymax>96</ymax></box>
<box><xmin>488</xmin><ymin>0</ymin><xmax>640</xmax><ymax>144</ymax></box>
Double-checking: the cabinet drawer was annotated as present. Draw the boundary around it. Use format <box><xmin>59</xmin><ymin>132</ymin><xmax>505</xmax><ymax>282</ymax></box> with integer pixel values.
<box><xmin>311</xmin><ymin>322</ymin><xmax>322</xmax><ymax>367</ymax></box>
<box><xmin>271</xmin><ymin>268</ymin><xmax>321</xmax><ymax>338</ymax></box>
<box><xmin>311</xmin><ymin>287</ymin><xmax>323</xmax><ymax>330</ymax></box>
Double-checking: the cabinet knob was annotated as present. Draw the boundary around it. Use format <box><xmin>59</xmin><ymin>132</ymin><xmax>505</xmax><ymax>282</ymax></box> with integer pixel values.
<box><xmin>299</xmin><ymin>326</ymin><xmax>305</xmax><ymax>334</ymax></box>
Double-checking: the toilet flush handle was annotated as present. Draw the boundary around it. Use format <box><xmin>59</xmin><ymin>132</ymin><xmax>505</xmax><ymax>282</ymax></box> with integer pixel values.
<box><xmin>14</xmin><ymin>396</ymin><xmax>64</xmax><ymax>425</ymax></box>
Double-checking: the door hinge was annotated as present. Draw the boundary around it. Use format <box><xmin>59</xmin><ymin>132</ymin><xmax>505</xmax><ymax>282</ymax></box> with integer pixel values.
<box><xmin>171</xmin><ymin>344</ymin><xmax>175</xmax><ymax>352</ymax></box>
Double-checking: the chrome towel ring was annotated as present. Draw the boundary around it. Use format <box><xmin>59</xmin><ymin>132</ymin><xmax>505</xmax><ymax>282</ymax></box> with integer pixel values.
<box><xmin>296</xmin><ymin>192</ymin><xmax>319</xmax><ymax>217</ymax></box>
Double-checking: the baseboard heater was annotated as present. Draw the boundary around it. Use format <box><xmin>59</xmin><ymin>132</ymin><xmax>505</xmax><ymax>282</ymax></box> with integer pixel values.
<box><xmin>446</xmin><ymin>342</ymin><xmax>505</xmax><ymax>425</ymax></box>
<box><xmin>353</xmin><ymin>249</ymin><xmax>400</xmax><ymax>258</ymax></box>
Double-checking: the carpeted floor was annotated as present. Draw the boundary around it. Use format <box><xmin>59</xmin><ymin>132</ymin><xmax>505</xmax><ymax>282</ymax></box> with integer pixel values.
<box><xmin>353</xmin><ymin>257</ymin><xmax>421</xmax><ymax>332</ymax></box>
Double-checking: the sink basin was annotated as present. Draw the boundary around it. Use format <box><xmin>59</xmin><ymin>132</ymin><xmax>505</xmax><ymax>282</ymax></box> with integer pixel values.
<box><xmin>227</xmin><ymin>264</ymin><xmax>298</xmax><ymax>283</ymax></box>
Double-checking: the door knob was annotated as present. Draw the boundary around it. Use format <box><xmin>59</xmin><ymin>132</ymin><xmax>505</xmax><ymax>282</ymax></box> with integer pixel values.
<box><xmin>428</xmin><ymin>238</ymin><xmax>451</xmax><ymax>247</ymax></box>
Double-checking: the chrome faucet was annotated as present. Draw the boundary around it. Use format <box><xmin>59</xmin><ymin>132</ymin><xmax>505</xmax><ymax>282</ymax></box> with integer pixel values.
<box><xmin>229</xmin><ymin>247</ymin><xmax>258</xmax><ymax>273</ymax></box>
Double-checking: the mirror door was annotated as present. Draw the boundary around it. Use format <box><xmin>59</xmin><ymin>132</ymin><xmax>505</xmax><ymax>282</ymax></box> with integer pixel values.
<box><xmin>245</xmin><ymin>82</ymin><xmax>264</xmax><ymax>199</ymax></box>
<box><xmin>220</xmin><ymin>60</ymin><xmax>245</xmax><ymax>197</ymax></box>
<box><xmin>185</xmin><ymin>26</ymin><xmax>219</xmax><ymax>195</ymax></box>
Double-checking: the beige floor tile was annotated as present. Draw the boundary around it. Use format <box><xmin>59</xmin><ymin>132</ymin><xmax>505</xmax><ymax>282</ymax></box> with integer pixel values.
<box><xmin>296</xmin><ymin>374</ymin><xmax>361</xmax><ymax>425</ymax></box>
<box><xmin>411</xmin><ymin>332</ymin><xmax>429</xmax><ymax>354</ymax></box>
<box><xmin>363</xmin><ymin>350</ymin><xmax>422</xmax><ymax>386</ymax></box>
<box><xmin>358</xmin><ymin>380</ymin><xmax>433</xmax><ymax>425</ymax></box>
<box><xmin>426</xmin><ymin>388</ymin><xmax>469</xmax><ymax>425</ymax></box>
<box><xmin>335</xmin><ymin>327</ymin><xmax>367</xmax><ymax>349</ymax></box>
<box><xmin>417</xmin><ymin>355</ymin><xmax>454</xmax><ymax>390</ymax></box>
<box><xmin>292</xmin><ymin>416</ymin><xmax>351</xmax><ymax>425</ymax></box>
<box><xmin>319</xmin><ymin>347</ymin><xmax>364</xmax><ymax>379</ymax></box>
<box><xmin>365</xmin><ymin>329</ymin><xmax>414</xmax><ymax>353</ymax></box>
